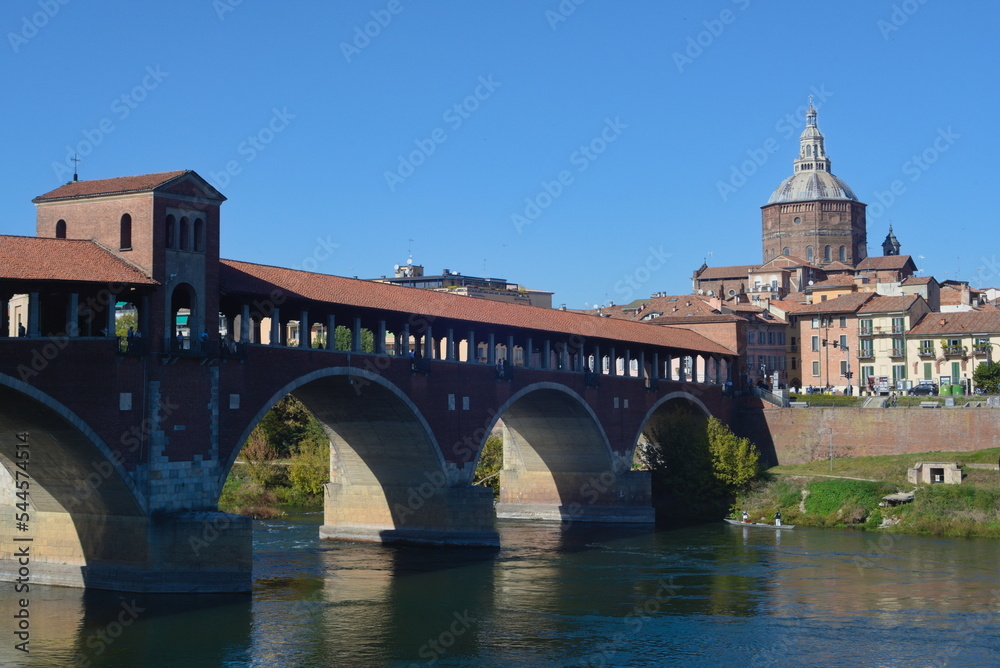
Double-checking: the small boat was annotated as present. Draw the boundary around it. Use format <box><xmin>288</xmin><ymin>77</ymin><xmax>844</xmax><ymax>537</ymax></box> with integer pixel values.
<box><xmin>724</xmin><ymin>518</ymin><xmax>795</xmax><ymax>529</ymax></box>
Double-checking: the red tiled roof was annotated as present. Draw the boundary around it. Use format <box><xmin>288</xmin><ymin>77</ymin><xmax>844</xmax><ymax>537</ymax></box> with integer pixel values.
<box><xmin>0</xmin><ymin>235</ymin><xmax>156</xmax><ymax>284</ymax></box>
<box><xmin>220</xmin><ymin>260</ymin><xmax>735</xmax><ymax>355</ymax></box>
<box><xmin>857</xmin><ymin>295</ymin><xmax>921</xmax><ymax>314</ymax></box>
<box><xmin>33</xmin><ymin>170</ymin><xmax>190</xmax><ymax>202</ymax></box>
<box><xmin>757</xmin><ymin>255</ymin><xmax>819</xmax><ymax>270</ymax></box>
<box><xmin>901</xmin><ymin>275</ymin><xmax>935</xmax><ymax>286</ymax></box>
<box><xmin>855</xmin><ymin>255</ymin><xmax>915</xmax><ymax>271</ymax></box>
<box><xmin>767</xmin><ymin>299</ymin><xmax>811</xmax><ymax>313</ymax></box>
<box><xmin>810</xmin><ymin>275</ymin><xmax>856</xmax><ymax>288</ymax></box>
<box><xmin>910</xmin><ymin>310</ymin><xmax>1000</xmax><ymax>336</ymax></box>
<box><xmin>792</xmin><ymin>292</ymin><xmax>874</xmax><ymax>315</ymax></box>
<box><xmin>823</xmin><ymin>261</ymin><xmax>854</xmax><ymax>272</ymax></box>
<box><xmin>781</xmin><ymin>292</ymin><xmax>810</xmax><ymax>303</ymax></box>
<box><xmin>695</xmin><ymin>264</ymin><xmax>757</xmax><ymax>280</ymax></box>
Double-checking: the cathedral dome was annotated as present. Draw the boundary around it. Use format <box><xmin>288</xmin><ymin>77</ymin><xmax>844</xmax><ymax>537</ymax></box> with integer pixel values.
<box><xmin>767</xmin><ymin>170</ymin><xmax>858</xmax><ymax>204</ymax></box>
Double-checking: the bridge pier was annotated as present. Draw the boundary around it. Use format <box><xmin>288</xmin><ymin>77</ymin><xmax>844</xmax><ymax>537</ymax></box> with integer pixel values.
<box><xmin>495</xmin><ymin>469</ymin><xmax>655</xmax><ymax>523</ymax></box>
<box><xmin>320</xmin><ymin>480</ymin><xmax>498</xmax><ymax>547</ymax></box>
<box><xmin>0</xmin><ymin>508</ymin><xmax>251</xmax><ymax>593</ymax></box>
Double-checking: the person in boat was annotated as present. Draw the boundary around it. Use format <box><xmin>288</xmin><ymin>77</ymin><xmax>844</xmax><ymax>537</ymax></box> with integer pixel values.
<box><xmin>774</xmin><ymin>510</ymin><xmax>782</xmax><ymax>527</ymax></box>
<box><xmin>741</xmin><ymin>510</ymin><xmax>749</xmax><ymax>523</ymax></box>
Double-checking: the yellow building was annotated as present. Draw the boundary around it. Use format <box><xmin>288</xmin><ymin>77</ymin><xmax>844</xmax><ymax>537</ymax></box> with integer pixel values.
<box><xmin>907</xmin><ymin>310</ymin><xmax>1000</xmax><ymax>390</ymax></box>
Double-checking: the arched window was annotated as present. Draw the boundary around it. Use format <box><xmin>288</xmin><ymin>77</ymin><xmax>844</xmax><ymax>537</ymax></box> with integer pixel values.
<box><xmin>194</xmin><ymin>218</ymin><xmax>205</xmax><ymax>252</ymax></box>
<box><xmin>165</xmin><ymin>215</ymin><xmax>175</xmax><ymax>249</ymax></box>
<box><xmin>839</xmin><ymin>246</ymin><xmax>846</xmax><ymax>262</ymax></box>
<box><xmin>782</xmin><ymin>247</ymin><xmax>790</xmax><ymax>256</ymax></box>
<box><xmin>823</xmin><ymin>245</ymin><xmax>831</xmax><ymax>263</ymax></box>
<box><xmin>806</xmin><ymin>246</ymin><xmax>814</xmax><ymax>262</ymax></box>
<box><xmin>119</xmin><ymin>214</ymin><xmax>132</xmax><ymax>250</ymax></box>
<box><xmin>179</xmin><ymin>217</ymin><xmax>190</xmax><ymax>251</ymax></box>
<box><xmin>55</xmin><ymin>219</ymin><xmax>66</xmax><ymax>239</ymax></box>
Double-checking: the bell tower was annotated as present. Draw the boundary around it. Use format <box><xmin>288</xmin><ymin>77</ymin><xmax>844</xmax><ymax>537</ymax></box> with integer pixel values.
<box><xmin>33</xmin><ymin>170</ymin><xmax>227</xmax><ymax>352</ymax></box>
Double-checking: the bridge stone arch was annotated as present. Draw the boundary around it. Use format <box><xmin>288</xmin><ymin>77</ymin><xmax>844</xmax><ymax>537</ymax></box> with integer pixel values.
<box><xmin>480</xmin><ymin>382</ymin><xmax>654</xmax><ymax>524</ymax></box>
<box><xmin>0</xmin><ymin>375</ymin><xmax>155</xmax><ymax>590</ymax></box>
<box><xmin>230</xmin><ymin>367</ymin><xmax>495</xmax><ymax>546</ymax></box>
<box><xmin>630</xmin><ymin>391</ymin><xmax>713</xmax><ymax>460</ymax></box>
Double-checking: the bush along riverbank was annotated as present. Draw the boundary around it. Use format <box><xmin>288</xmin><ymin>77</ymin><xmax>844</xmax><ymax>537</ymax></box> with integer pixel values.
<box><xmin>734</xmin><ymin>448</ymin><xmax>1000</xmax><ymax>538</ymax></box>
<box><xmin>218</xmin><ymin>396</ymin><xmax>329</xmax><ymax>517</ymax></box>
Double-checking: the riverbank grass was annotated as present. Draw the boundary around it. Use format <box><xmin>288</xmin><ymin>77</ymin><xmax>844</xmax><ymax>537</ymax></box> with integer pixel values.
<box><xmin>735</xmin><ymin>448</ymin><xmax>1000</xmax><ymax>537</ymax></box>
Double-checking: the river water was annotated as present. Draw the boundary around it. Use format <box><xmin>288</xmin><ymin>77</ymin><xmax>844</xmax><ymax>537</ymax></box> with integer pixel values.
<box><xmin>1</xmin><ymin>513</ymin><xmax>998</xmax><ymax>667</ymax></box>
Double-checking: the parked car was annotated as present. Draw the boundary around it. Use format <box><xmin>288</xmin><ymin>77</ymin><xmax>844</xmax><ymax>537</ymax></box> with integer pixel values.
<box><xmin>908</xmin><ymin>384</ymin><xmax>938</xmax><ymax>396</ymax></box>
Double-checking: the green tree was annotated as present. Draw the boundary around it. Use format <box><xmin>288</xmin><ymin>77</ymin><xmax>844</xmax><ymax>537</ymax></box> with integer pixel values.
<box><xmin>973</xmin><ymin>361</ymin><xmax>1000</xmax><ymax>394</ymax></box>
<box><xmin>287</xmin><ymin>438</ymin><xmax>329</xmax><ymax>497</ymax></box>
<box><xmin>474</xmin><ymin>435</ymin><xmax>503</xmax><ymax>497</ymax></box>
<box><xmin>707</xmin><ymin>417</ymin><xmax>760</xmax><ymax>492</ymax></box>
<box><xmin>115</xmin><ymin>309</ymin><xmax>138</xmax><ymax>338</ymax></box>
<box><xmin>241</xmin><ymin>425</ymin><xmax>283</xmax><ymax>488</ymax></box>
<box><xmin>258</xmin><ymin>396</ymin><xmax>324</xmax><ymax>458</ymax></box>
<box><xmin>334</xmin><ymin>326</ymin><xmax>375</xmax><ymax>352</ymax></box>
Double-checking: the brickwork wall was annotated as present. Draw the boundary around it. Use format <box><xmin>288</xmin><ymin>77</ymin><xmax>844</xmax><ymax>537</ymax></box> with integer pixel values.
<box><xmin>737</xmin><ymin>403</ymin><xmax>1000</xmax><ymax>465</ymax></box>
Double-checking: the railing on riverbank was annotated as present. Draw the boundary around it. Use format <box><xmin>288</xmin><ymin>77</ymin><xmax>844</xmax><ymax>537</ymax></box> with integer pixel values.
<box><xmin>753</xmin><ymin>386</ymin><xmax>790</xmax><ymax>408</ymax></box>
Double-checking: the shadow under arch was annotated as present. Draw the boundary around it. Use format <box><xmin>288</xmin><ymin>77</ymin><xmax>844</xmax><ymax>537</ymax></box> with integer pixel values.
<box><xmin>226</xmin><ymin>367</ymin><xmax>496</xmax><ymax>546</ymax></box>
<box><xmin>481</xmin><ymin>382</ymin><xmax>653</xmax><ymax>523</ymax></box>
<box><xmin>629</xmin><ymin>390</ymin><xmax>713</xmax><ymax>462</ymax></box>
<box><xmin>0</xmin><ymin>375</ymin><xmax>149</xmax><ymax>590</ymax></box>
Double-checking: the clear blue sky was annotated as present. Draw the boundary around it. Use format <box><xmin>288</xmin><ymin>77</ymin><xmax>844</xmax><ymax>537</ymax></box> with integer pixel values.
<box><xmin>2</xmin><ymin>0</ymin><xmax>997</xmax><ymax>308</ymax></box>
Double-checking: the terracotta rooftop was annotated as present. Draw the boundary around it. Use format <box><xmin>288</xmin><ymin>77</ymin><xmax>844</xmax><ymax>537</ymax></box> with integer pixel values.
<box><xmin>901</xmin><ymin>275</ymin><xmax>935</xmax><ymax>286</ymax></box>
<box><xmin>792</xmin><ymin>292</ymin><xmax>874</xmax><ymax>315</ymax></box>
<box><xmin>767</xmin><ymin>299</ymin><xmax>812</xmax><ymax>313</ymax></box>
<box><xmin>855</xmin><ymin>255</ymin><xmax>915</xmax><ymax>271</ymax></box>
<box><xmin>694</xmin><ymin>264</ymin><xmax>758</xmax><ymax>280</ymax></box>
<box><xmin>0</xmin><ymin>235</ymin><xmax>156</xmax><ymax>284</ymax></box>
<box><xmin>757</xmin><ymin>255</ymin><xmax>819</xmax><ymax>271</ymax></box>
<box><xmin>33</xmin><ymin>170</ymin><xmax>191</xmax><ymax>202</ymax></box>
<box><xmin>910</xmin><ymin>310</ymin><xmax>1000</xmax><ymax>336</ymax></box>
<box><xmin>823</xmin><ymin>260</ymin><xmax>855</xmax><ymax>272</ymax></box>
<box><xmin>857</xmin><ymin>295</ymin><xmax>922</xmax><ymax>314</ymax></box>
<box><xmin>809</xmin><ymin>275</ymin><xmax>857</xmax><ymax>289</ymax></box>
<box><xmin>219</xmin><ymin>260</ymin><xmax>735</xmax><ymax>355</ymax></box>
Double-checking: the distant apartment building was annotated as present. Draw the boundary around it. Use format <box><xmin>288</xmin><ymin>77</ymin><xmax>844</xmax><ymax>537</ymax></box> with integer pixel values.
<box><xmin>855</xmin><ymin>295</ymin><xmax>932</xmax><ymax>391</ymax></box>
<box><xmin>371</xmin><ymin>260</ymin><xmax>553</xmax><ymax>308</ymax></box>
<box><xmin>907</xmin><ymin>310</ymin><xmax>1000</xmax><ymax>390</ymax></box>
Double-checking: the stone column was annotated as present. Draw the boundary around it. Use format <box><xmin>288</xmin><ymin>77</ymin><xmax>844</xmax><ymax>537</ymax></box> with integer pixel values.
<box><xmin>594</xmin><ymin>344</ymin><xmax>601</xmax><ymax>374</ymax></box>
<box><xmin>0</xmin><ymin>293</ymin><xmax>8</xmax><ymax>336</ymax></box>
<box><xmin>543</xmin><ymin>340</ymin><xmax>551</xmax><ymax>370</ymax></box>
<box><xmin>507</xmin><ymin>335</ymin><xmax>515</xmax><ymax>367</ymax></box>
<box><xmin>665</xmin><ymin>354</ymin><xmax>672</xmax><ymax>381</ymax></box>
<box><xmin>401</xmin><ymin>322</ymin><xmax>410</xmax><ymax>356</ymax></box>
<box><xmin>352</xmin><ymin>317</ymin><xmax>362</xmax><ymax>353</ymax></box>
<box><xmin>624</xmin><ymin>349</ymin><xmax>631</xmax><ymax>378</ymax></box>
<box><xmin>526</xmin><ymin>337</ymin><xmax>533</xmax><ymax>369</ymax></box>
<box><xmin>270</xmin><ymin>307</ymin><xmax>281</xmax><ymax>346</ymax></box>
<box><xmin>467</xmin><ymin>329</ymin><xmax>476</xmax><ymax>363</ymax></box>
<box><xmin>299</xmin><ymin>310</ymin><xmax>309</xmax><ymax>348</ymax></box>
<box><xmin>66</xmin><ymin>292</ymin><xmax>79</xmax><ymax>336</ymax></box>
<box><xmin>487</xmin><ymin>333</ymin><xmax>496</xmax><ymax>364</ymax></box>
<box><xmin>651</xmin><ymin>352</ymin><xmax>659</xmax><ymax>380</ymax></box>
<box><xmin>377</xmin><ymin>320</ymin><xmax>387</xmax><ymax>355</ymax></box>
<box><xmin>105</xmin><ymin>296</ymin><xmax>115</xmax><ymax>341</ymax></box>
<box><xmin>424</xmin><ymin>326</ymin><xmax>434</xmax><ymax>359</ymax></box>
<box><xmin>609</xmin><ymin>347</ymin><xmax>617</xmax><ymax>376</ymax></box>
<box><xmin>638</xmin><ymin>350</ymin><xmax>645</xmax><ymax>380</ymax></box>
<box><xmin>446</xmin><ymin>328</ymin><xmax>455</xmax><ymax>361</ymax></box>
<box><xmin>240</xmin><ymin>305</ymin><xmax>251</xmax><ymax>342</ymax></box>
